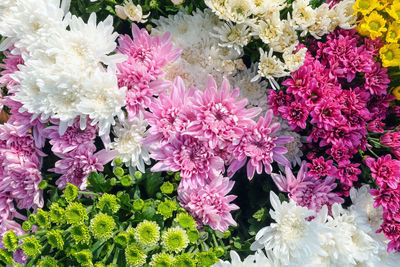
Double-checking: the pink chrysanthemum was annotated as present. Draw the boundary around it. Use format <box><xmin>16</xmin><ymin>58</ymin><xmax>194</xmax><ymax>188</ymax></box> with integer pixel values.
<box><xmin>186</xmin><ymin>75</ymin><xmax>261</xmax><ymax>149</ymax></box>
<box><xmin>228</xmin><ymin>110</ymin><xmax>293</xmax><ymax>179</ymax></box>
<box><xmin>271</xmin><ymin>161</ymin><xmax>343</xmax><ymax>213</ymax></box>
<box><xmin>381</xmin><ymin>131</ymin><xmax>400</xmax><ymax>148</ymax></box>
<box><xmin>178</xmin><ymin>176</ymin><xmax>239</xmax><ymax>232</ymax></box>
<box><xmin>365</xmin><ymin>62</ymin><xmax>390</xmax><ymax>96</ymax></box>
<box><xmin>0</xmin><ymin>49</ymin><xmax>23</xmax><ymax>91</ymax></box>
<box><xmin>50</xmin><ymin>148</ymin><xmax>116</xmax><ymax>190</ymax></box>
<box><xmin>306</xmin><ymin>156</ymin><xmax>335</xmax><ymax>179</ymax></box>
<box><xmin>146</xmin><ymin>77</ymin><xmax>196</xmax><ymax>144</ymax></box>
<box><xmin>365</xmin><ymin>155</ymin><xmax>400</xmax><ymax>189</ymax></box>
<box><xmin>43</xmin><ymin>118</ymin><xmax>97</xmax><ymax>154</ymax></box>
<box><xmin>151</xmin><ymin>134</ymin><xmax>224</xmax><ymax>188</ymax></box>
<box><xmin>116</xmin><ymin>24</ymin><xmax>181</xmax><ymax>118</ymax></box>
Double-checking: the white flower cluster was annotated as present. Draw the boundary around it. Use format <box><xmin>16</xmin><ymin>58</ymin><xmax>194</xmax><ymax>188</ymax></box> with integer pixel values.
<box><xmin>247</xmin><ymin>187</ymin><xmax>400</xmax><ymax>266</ymax></box>
<box><xmin>205</xmin><ymin>0</ymin><xmax>357</xmax><ymax>89</ymax></box>
<box><xmin>0</xmin><ymin>0</ymin><xmax>126</xmax><ymax>136</ymax></box>
<box><xmin>213</xmin><ymin>250</ymin><xmax>274</xmax><ymax>267</ymax></box>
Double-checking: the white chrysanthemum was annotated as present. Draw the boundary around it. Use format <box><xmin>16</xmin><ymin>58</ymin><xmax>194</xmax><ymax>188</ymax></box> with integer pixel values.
<box><xmin>283</xmin><ymin>46</ymin><xmax>307</xmax><ymax>73</ymax></box>
<box><xmin>0</xmin><ymin>0</ymin><xmax>70</xmax><ymax>51</ymax></box>
<box><xmin>292</xmin><ymin>0</ymin><xmax>317</xmax><ymax>32</ymax></box>
<box><xmin>308</xmin><ymin>3</ymin><xmax>337</xmax><ymax>39</ymax></box>
<box><xmin>251</xmin><ymin>0</ymin><xmax>287</xmax><ymax>15</ymax></box>
<box><xmin>251</xmin><ymin>192</ymin><xmax>326</xmax><ymax>265</ymax></box>
<box><xmin>333</xmin><ymin>0</ymin><xmax>357</xmax><ymax>30</ymax></box>
<box><xmin>67</xmin><ymin>13</ymin><xmax>125</xmax><ymax>68</ymax></box>
<box><xmin>211</xmin><ymin>21</ymin><xmax>254</xmax><ymax>54</ymax></box>
<box><xmin>229</xmin><ymin>64</ymin><xmax>269</xmax><ymax>116</ymax></box>
<box><xmin>110</xmin><ymin>114</ymin><xmax>150</xmax><ymax>172</ymax></box>
<box><xmin>212</xmin><ymin>250</ymin><xmax>274</xmax><ymax>267</ymax></box>
<box><xmin>206</xmin><ymin>0</ymin><xmax>255</xmax><ymax>23</ymax></box>
<box><xmin>252</xmin><ymin>49</ymin><xmax>288</xmax><ymax>90</ymax></box>
<box><xmin>115</xmin><ymin>1</ymin><xmax>150</xmax><ymax>23</ymax></box>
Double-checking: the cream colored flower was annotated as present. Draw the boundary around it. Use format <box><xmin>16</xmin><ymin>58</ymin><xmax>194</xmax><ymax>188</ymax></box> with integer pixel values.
<box><xmin>115</xmin><ymin>1</ymin><xmax>150</xmax><ymax>23</ymax></box>
<box><xmin>292</xmin><ymin>0</ymin><xmax>317</xmax><ymax>32</ymax></box>
<box><xmin>211</xmin><ymin>21</ymin><xmax>254</xmax><ymax>54</ymax></box>
<box><xmin>283</xmin><ymin>46</ymin><xmax>307</xmax><ymax>73</ymax></box>
<box><xmin>333</xmin><ymin>0</ymin><xmax>357</xmax><ymax>30</ymax></box>
<box><xmin>308</xmin><ymin>3</ymin><xmax>337</xmax><ymax>38</ymax></box>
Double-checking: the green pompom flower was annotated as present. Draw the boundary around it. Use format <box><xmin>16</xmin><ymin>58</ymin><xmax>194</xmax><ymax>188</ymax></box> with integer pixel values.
<box><xmin>114</xmin><ymin>158</ymin><xmax>123</xmax><ymax>166</ymax></box>
<box><xmin>160</xmin><ymin>182</ymin><xmax>174</xmax><ymax>194</ymax></box>
<box><xmin>47</xmin><ymin>229</ymin><xmax>64</xmax><ymax>250</ymax></box>
<box><xmin>73</xmin><ymin>250</ymin><xmax>93</xmax><ymax>267</ymax></box>
<box><xmin>157</xmin><ymin>199</ymin><xmax>176</xmax><ymax>219</ymax></box>
<box><xmin>120</xmin><ymin>174</ymin><xmax>133</xmax><ymax>187</ymax></box>
<box><xmin>187</xmin><ymin>229</ymin><xmax>200</xmax><ymax>243</ymax></box>
<box><xmin>28</xmin><ymin>214</ymin><xmax>36</xmax><ymax>224</ymax></box>
<box><xmin>2</xmin><ymin>229</ymin><xmax>18</xmax><ymax>252</ymax></box>
<box><xmin>0</xmin><ymin>249</ymin><xmax>14</xmax><ymax>265</ymax></box>
<box><xmin>36</xmin><ymin>209</ymin><xmax>50</xmax><ymax>228</ymax></box>
<box><xmin>196</xmin><ymin>251</ymin><xmax>218</xmax><ymax>267</ymax></box>
<box><xmin>65</xmin><ymin>202</ymin><xmax>88</xmax><ymax>225</ymax></box>
<box><xmin>126</xmin><ymin>227</ymin><xmax>136</xmax><ymax>245</ymax></box>
<box><xmin>64</xmin><ymin>183</ymin><xmax>79</xmax><ymax>202</ymax></box>
<box><xmin>97</xmin><ymin>193</ymin><xmax>120</xmax><ymax>214</ymax></box>
<box><xmin>133</xmin><ymin>171</ymin><xmax>142</xmax><ymax>181</ymax></box>
<box><xmin>161</xmin><ymin>227</ymin><xmax>189</xmax><ymax>253</ymax></box>
<box><xmin>114</xmin><ymin>167</ymin><xmax>124</xmax><ymax>177</ymax></box>
<box><xmin>125</xmin><ymin>244</ymin><xmax>147</xmax><ymax>267</ymax></box>
<box><xmin>22</xmin><ymin>236</ymin><xmax>42</xmax><ymax>257</ymax></box>
<box><xmin>149</xmin><ymin>253</ymin><xmax>174</xmax><ymax>267</ymax></box>
<box><xmin>134</xmin><ymin>220</ymin><xmax>160</xmax><ymax>247</ymax></box>
<box><xmin>49</xmin><ymin>203</ymin><xmax>65</xmax><ymax>224</ymax></box>
<box><xmin>22</xmin><ymin>221</ymin><xmax>32</xmax><ymax>232</ymax></box>
<box><xmin>213</xmin><ymin>247</ymin><xmax>225</xmax><ymax>257</ymax></box>
<box><xmin>175</xmin><ymin>213</ymin><xmax>197</xmax><ymax>229</ymax></box>
<box><xmin>175</xmin><ymin>254</ymin><xmax>196</xmax><ymax>267</ymax></box>
<box><xmin>90</xmin><ymin>213</ymin><xmax>116</xmax><ymax>241</ymax></box>
<box><xmin>115</xmin><ymin>232</ymin><xmax>129</xmax><ymax>247</ymax></box>
<box><xmin>70</xmin><ymin>225</ymin><xmax>91</xmax><ymax>245</ymax></box>
<box><xmin>37</xmin><ymin>256</ymin><xmax>59</xmax><ymax>267</ymax></box>
<box><xmin>132</xmin><ymin>198</ymin><xmax>144</xmax><ymax>211</ymax></box>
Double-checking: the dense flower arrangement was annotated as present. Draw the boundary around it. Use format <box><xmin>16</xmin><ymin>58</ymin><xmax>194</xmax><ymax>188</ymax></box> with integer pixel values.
<box><xmin>0</xmin><ymin>0</ymin><xmax>400</xmax><ymax>266</ymax></box>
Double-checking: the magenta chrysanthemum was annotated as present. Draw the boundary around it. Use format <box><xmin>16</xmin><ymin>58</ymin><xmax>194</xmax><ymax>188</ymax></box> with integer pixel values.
<box><xmin>365</xmin><ymin>155</ymin><xmax>400</xmax><ymax>190</ymax></box>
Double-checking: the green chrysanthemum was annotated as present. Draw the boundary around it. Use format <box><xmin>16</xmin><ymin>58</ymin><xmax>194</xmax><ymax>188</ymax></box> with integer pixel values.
<box><xmin>90</xmin><ymin>213</ymin><xmax>116</xmax><ymax>241</ymax></box>
<box><xmin>70</xmin><ymin>224</ymin><xmax>91</xmax><ymax>245</ymax></box>
<box><xmin>125</xmin><ymin>243</ymin><xmax>147</xmax><ymax>267</ymax></box>
<box><xmin>49</xmin><ymin>203</ymin><xmax>65</xmax><ymax>224</ymax></box>
<box><xmin>161</xmin><ymin>227</ymin><xmax>189</xmax><ymax>253</ymax></box>
<box><xmin>114</xmin><ymin>167</ymin><xmax>124</xmax><ymax>177</ymax></box>
<box><xmin>126</xmin><ymin>227</ymin><xmax>136</xmax><ymax>245</ymax></box>
<box><xmin>37</xmin><ymin>256</ymin><xmax>59</xmax><ymax>267</ymax></box>
<box><xmin>22</xmin><ymin>221</ymin><xmax>32</xmax><ymax>232</ymax></box>
<box><xmin>64</xmin><ymin>183</ymin><xmax>79</xmax><ymax>202</ymax></box>
<box><xmin>65</xmin><ymin>202</ymin><xmax>88</xmax><ymax>225</ymax></box>
<box><xmin>132</xmin><ymin>198</ymin><xmax>144</xmax><ymax>211</ymax></box>
<box><xmin>175</xmin><ymin>213</ymin><xmax>197</xmax><ymax>229</ymax></box>
<box><xmin>73</xmin><ymin>250</ymin><xmax>93</xmax><ymax>267</ymax></box>
<box><xmin>47</xmin><ymin>229</ymin><xmax>64</xmax><ymax>250</ymax></box>
<box><xmin>120</xmin><ymin>174</ymin><xmax>133</xmax><ymax>187</ymax></box>
<box><xmin>187</xmin><ymin>229</ymin><xmax>200</xmax><ymax>243</ymax></box>
<box><xmin>36</xmin><ymin>209</ymin><xmax>50</xmax><ymax>228</ymax></box>
<box><xmin>157</xmin><ymin>199</ymin><xmax>176</xmax><ymax>219</ymax></box>
<box><xmin>196</xmin><ymin>251</ymin><xmax>218</xmax><ymax>267</ymax></box>
<box><xmin>115</xmin><ymin>232</ymin><xmax>129</xmax><ymax>247</ymax></box>
<box><xmin>160</xmin><ymin>182</ymin><xmax>174</xmax><ymax>194</ymax></box>
<box><xmin>28</xmin><ymin>214</ymin><xmax>36</xmax><ymax>224</ymax></box>
<box><xmin>0</xmin><ymin>249</ymin><xmax>14</xmax><ymax>265</ymax></box>
<box><xmin>2</xmin><ymin>229</ymin><xmax>18</xmax><ymax>252</ymax></box>
<box><xmin>97</xmin><ymin>193</ymin><xmax>120</xmax><ymax>214</ymax></box>
<box><xmin>149</xmin><ymin>253</ymin><xmax>175</xmax><ymax>267</ymax></box>
<box><xmin>134</xmin><ymin>220</ymin><xmax>160</xmax><ymax>247</ymax></box>
<box><xmin>175</xmin><ymin>254</ymin><xmax>196</xmax><ymax>267</ymax></box>
<box><xmin>21</xmin><ymin>236</ymin><xmax>42</xmax><ymax>257</ymax></box>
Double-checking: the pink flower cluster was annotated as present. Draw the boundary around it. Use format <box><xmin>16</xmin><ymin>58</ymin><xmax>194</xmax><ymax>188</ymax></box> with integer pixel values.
<box><xmin>381</xmin><ymin>131</ymin><xmax>400</xmax><ymax>160</ymax></box>
<box><xmin>146</xmin><ymin>76</ymin><xmax>292</xmax><ymax>231</ymax></box>
<box><xmin>116</xmin><ymin>24</ymin><xmax>181</xmax><ymax>119</ymax></box>
<box><xmin>45</xmin><ymin>119</ymin><xmax>115</xmax><ymax>190</ymax></box>
<box><xmin>366</xmin><ymin>155</ymin><xmax>400</xmax><ymax>252</ymax></box>
<box><xmin>272</xmin><ymin>161</ymin><xmax>343</xmax><ymax>213</ymax></box>
<box><xmin>269</xmin><ymin>29</ymin><xmax>392</xmax><ymax>195</ymax></box>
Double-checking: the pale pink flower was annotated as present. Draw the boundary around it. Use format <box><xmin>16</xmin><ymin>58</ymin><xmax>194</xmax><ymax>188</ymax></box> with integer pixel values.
<box><xmin>228</xmin><ymin>110</ymin><xmax>293</xmax><ymax>179</ymax></box>
<box><xmin>178</xmin><ymin>176</ymin><xmax>239</xmax><ymax>232</ymax></box>
<box><xmin>186</xmin><ymin>75</ymin><xmax>261</xmax><ymax>149</ymax></box>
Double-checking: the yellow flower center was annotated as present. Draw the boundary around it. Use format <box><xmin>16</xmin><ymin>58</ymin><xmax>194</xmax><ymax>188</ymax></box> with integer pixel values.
<box><xmin>384</xmin><ymin>50</ymin><xmax>394</xmax><ymax>60</ymax></box>
<box><xmin>369</xmin><ymin>21</ymin><xmax>381</xmax><ymax>31</ymax></box>
<box><xmin>390</xmin><ymin>31</ymin><xmax>397</xmax><ymax>39</ymax></box>
<box><xmin>359</xmin><ymin>0</ymin><xmax>370</xmax><ymax>9</ymax></box>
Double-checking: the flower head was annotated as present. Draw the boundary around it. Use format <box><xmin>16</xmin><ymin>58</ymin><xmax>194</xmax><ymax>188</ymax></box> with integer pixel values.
<box><xmin>21</xmin><ymin>236</ymin><xmax>42</xmax><ymax>257</ymax></box>
<box><xmin>125</xmin><ymin>243</ymin><xmax>147</xmax><ymax>266</ymax></box>
<box><xmin>365</xmin><ymin>155</ymin><xmax>400</xmax><ymax>189</ymax></box>
<box><xmin>149</xmin><ymin>252</ymin><xmax>175</xmax><ymax>267</ymax></box>
<box><xmin>134</xmin><ymin>220</ymin><xmax>160</xmax><ymax>247</ymax></box>
<box><xmin>65</xmin><ymin>202</ymin><xmax>88</xmax><ymax>225</ymax></box>
<box><xmin>97</xmin><ymin>193</ymin><xmax>120</xmax><ymax>214</ymax></box>
<box><xmin>90</xmin><ymin>213</ymin><xmax>116</xmax><ymax>241</ymax></box>
<box><xmin>161</xmin><ymin>227</ymin><xmax>189</xmax><ymax>253</ymax></box>
<box><xmin>115</xmin><ymin>1</ymin><xmax>150</xmax><ymax>23</ymax></box>
<box><xmin>46</xmin><ymin>230</ymin><xmax>64</xmax><ymax>250</ymax></box>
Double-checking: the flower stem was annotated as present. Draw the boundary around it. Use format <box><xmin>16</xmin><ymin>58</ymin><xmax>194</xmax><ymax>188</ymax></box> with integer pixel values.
<box><xmin>78</xmin><ymin>191</ymin><xmax>100</xmax><ymax>196</ymax></box>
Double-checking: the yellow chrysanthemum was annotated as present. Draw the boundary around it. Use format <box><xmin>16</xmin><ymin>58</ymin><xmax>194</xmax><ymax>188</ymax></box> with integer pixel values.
<box><xmin>376</xmin><ymin>0</ymin><xmax>391</xmax><ymax>10</ymax></box>
<box><xmin>386</xmin><ymin>22</ymin><xmax>400</xmax><ymax>43</ymax></box>
<box><xmin>380</xmin><ymin>43</ymin><xmax>400</xmax><ymax>67</ymax></box>
<box><xmin>386</xmin><ymin>2</ymin><xmax>400</xmax><ymax>21</ymax></box>
<box><xmin>392</xmin><ymin>86</ymin><xmax>400</xmax><ymax>100</ymax></box>
<box><xmin>357</xmin><ymin>18</ymin><xmax>372</xmax><ymax>37</ymax></box>
<box><xmin>362</xmin><ymin>11</ymin><xmax>387</xmax><ymax>39</ymax></box>
<box><xmin>353</xmin><ymin>0</ymin><xmax>380</xmax><ymax>15</ymax></box>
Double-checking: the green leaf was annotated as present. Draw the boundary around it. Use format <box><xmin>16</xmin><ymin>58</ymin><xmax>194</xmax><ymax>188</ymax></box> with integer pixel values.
<box><xmin>143</xmin><ymin>171</ymin><xmax>163</xmax><ymax>197</ymax></box>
